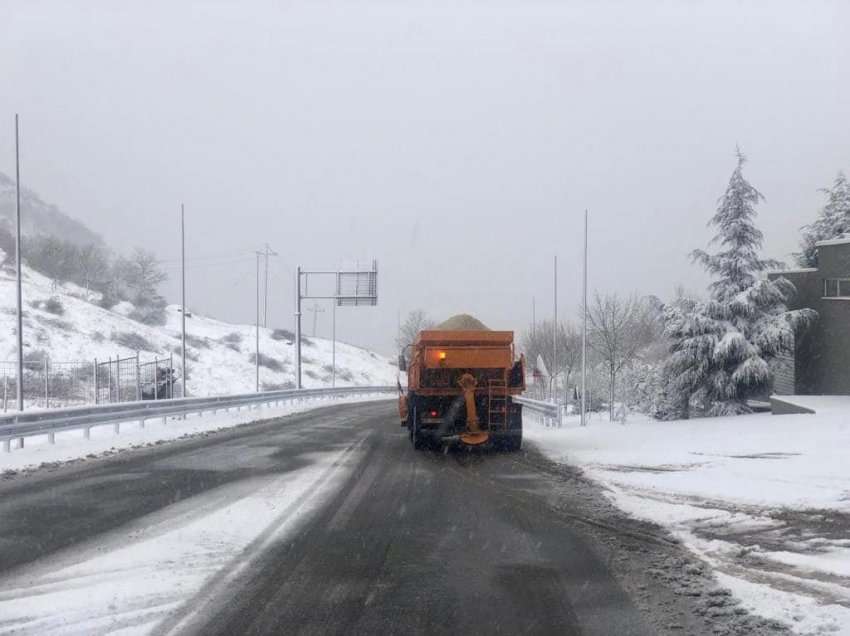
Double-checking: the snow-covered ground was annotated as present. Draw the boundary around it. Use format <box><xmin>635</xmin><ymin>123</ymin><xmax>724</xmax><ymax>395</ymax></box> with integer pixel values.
<box><xmin>525</xmin><ymin>404</ymin><xmax>850</xmax><ymax>635</ymax></box>
<box><xmin>0</xmin><ymin>255</ymin><xmax>397</xmax><ymax>400</ymax></box>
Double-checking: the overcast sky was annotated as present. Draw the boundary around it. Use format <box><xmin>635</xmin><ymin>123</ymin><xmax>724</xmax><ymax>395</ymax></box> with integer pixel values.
<box><xmin>2</xmin><ymin>0</ymin><xmax>849</xmax><ymax>354</ymax></box>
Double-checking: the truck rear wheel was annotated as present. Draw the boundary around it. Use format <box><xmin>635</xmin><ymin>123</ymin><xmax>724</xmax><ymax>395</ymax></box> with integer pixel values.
<box><xmin>408</xmin><ymin>405</ymin><xmax>426</xmax><ymax>450</ymax></box>
<box><xmin>500</xmin><ymin>403</ymin><xmax>523</xmax><ymax>452</ymax></box>
<box><xmin>501</xmin><ymin>429</ymin><xmax>522</xmax><ymax>452</ymax></box>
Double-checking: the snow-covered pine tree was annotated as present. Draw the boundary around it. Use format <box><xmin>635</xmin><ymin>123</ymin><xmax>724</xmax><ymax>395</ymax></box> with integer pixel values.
<box><xmin>663</xmin><ymin>149</ymin><xmax>815</xmax><ymax>416</ymax></box>
<box><xmin>797</xmin><ymin>172</ymin><xmax>850</xmax><ymax>267</ymax></box>
<box><xmin>656</xmin><ymin>295</ymin><xmax>708</xmax><ymax>419</ymax></box>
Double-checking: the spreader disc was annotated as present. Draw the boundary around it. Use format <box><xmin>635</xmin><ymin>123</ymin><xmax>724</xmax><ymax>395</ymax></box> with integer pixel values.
<box><xmin>459</xmin><ymin>431</ymin><xmax>490</xmax><ymax>446</ymax></box>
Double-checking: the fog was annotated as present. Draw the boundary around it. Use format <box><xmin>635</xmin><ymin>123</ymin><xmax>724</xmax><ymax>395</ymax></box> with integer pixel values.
<box><xmin>2</xmin><ymin>0</ymin><xmax>848</xmax><ymax>354</ymax></box>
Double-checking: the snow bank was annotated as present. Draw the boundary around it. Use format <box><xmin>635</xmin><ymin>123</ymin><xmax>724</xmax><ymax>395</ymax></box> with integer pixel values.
<box><xmin>525</xmin><ymin>410</ymin><xmax>850</xmax><ymax>635</ymax></box>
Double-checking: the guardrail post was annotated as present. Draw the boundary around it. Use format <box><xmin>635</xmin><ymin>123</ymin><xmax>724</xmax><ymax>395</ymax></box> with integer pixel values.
<box><xmin>48</xmin><ymin>431</ymin><xmax>55</xmax><ymax>444</ymax></box>
<box><xmin>114</xmin><ymin>421</ymin><xmax>120</xmax><ymax>435</ymax></box>
<box><xmin>84</xmin><ymin>426</ymin><xmax>90</xmax><ymax>440</ymax></box>
<box><xmin>139</xmin><ymin>417</ymin><xmax>145</xmax><ymax>429</ymax></box>
<box><xmin>135</xmin><ymin>352</ymin><xmax>141</xmax><ymax>401</ymax></box>
<box><xmin>3</xmin><ymin>439</ymin><xmax>9</xmax><ymax>452</ymax></box>
<box><xmin>17</xmin><ymin>437</ymin><xmax>24</xmax><ymax>449</ymax></box>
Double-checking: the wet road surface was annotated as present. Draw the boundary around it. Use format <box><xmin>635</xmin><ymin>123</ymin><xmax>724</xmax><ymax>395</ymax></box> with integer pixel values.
<box><xmin>0</xmin><ymin>401</ymin><xmax>651</xmax><ymax>635</ymax></box>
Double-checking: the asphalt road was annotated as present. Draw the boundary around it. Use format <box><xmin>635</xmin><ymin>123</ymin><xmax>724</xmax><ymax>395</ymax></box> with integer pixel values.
<box><xmin>0</xmin><ymin>401</ymin><xmax>654</xmax><ymax>635</ymax></box>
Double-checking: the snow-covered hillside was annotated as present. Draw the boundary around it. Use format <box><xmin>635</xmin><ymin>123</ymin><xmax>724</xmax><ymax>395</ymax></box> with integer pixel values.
<box><xmin>0</xmin><ymin>256</ymin><xmax>397</xmax><ymax>396</ymax></box>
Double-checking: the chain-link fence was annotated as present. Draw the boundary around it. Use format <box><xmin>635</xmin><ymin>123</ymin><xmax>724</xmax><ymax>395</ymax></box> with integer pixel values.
<box><xmin>0</xmin><ymin>354</ymin><xmax>177</xmax><ymax>411</ymax></box>
<box><xmin>0</xmin><ymin>359</ymin><xmax>95</xmax><ymax>411</ymax></box>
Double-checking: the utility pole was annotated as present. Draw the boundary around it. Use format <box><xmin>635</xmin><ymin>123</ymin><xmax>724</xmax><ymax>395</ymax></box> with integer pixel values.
<box><xmin>14</xmin><ymin>115</ymin><xmax>24</xmax><ymax>411</ymax></box>
<box><xmin>581</xmin><ymin>210</ymin><xmax>588</xmax><ymax>427</ymax></box>
<box><xmin>180</xmin><ymin>204</ymin><xmax>187</xmax><ymax>397</ymax></box>
<box><xmin>255</xmin><ymin>251</ymin><xmax>261</xmax><ymax>392</ymax></box>
<box><xmin>262</xmin><ymin>243</ymin><xmax>277</xmax><ymax>327</ymax></box>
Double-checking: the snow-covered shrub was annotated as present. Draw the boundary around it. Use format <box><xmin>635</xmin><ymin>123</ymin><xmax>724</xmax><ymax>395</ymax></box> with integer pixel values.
<box><xmin>111</xmin><ymin>300</ymin><xmax>135</xmax><ymax>317</ymax></box>
<box><xmin>129</xmin><ymin>297</ymin><xmax>167</xmax><ymax>326</ymax></box>
<box><xmin>249</xmin><ymin>352</ymin><xmax>283</xmax><ymax>372</ymax></box>
<box><xmin>111</xmin><ymin>331</ymin><xmax>156</xmax><ymax>352</ymax></box>
<box><xmin>37</xmin><ymin>315</ymin><xmax>72</xmax><ymax>332</ymax></box>
<box><xmin>220</xmin><ymin>332</ymin><xmax>242</xmax><ymax>351</ymax></box>
<box><xmin>271</xmin><ymin>328</ymin><xmax>294</xmax><ymax>341</ymax></box>
<box><xmin>185</xmin><ymin>334</ymin><xmax>211</xmax><ymax>349</ymax></box>
<box><xmin>172</xmin><ymin>345</ymin><xmax>199</xmax><ymax>362</ymax></box>
<box><xmin>44</xmin><ymin>297</ymin><xmax>64</xmax><ymax>315</ymax></box>
<box><xmin>23</xmin><ymin>349</ymin><xmax>49</xmax><ymax>363</ymax></box>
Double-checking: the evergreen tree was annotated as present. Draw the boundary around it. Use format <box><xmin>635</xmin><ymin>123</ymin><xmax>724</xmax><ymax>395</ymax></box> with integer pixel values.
<box><xmin>662</xmin><ymin>150</ymin><xmax>815</xmax><ymax>416</ymax></box>
<box><xmin>797</xmin><ymin>172</ymin><xmax>850</xmax><ymax>267</ymax></box>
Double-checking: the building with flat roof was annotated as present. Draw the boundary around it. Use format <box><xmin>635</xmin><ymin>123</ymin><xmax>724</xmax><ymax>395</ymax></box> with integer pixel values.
<box><xmin>769</xmin><ymin>237</ymin><xmax>850</xmax><ymax>395</ymax></box>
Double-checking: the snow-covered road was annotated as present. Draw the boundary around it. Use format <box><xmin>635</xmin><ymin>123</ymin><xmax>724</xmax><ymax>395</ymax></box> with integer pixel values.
<box><xmin>0</xmin><ymin>403</ymin><xmax>383</xmax><ymax>635</ymax></box>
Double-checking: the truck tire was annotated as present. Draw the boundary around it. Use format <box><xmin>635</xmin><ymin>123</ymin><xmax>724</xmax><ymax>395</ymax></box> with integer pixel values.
<box><xmin>409</xmin><ymin>405</ymin><xmax>426</xmax><ymax>450</ymax></box>
<box><xmin>502</xmin><ymin>429</ymin><xmax>522</xmax><ymax>452</ymax></box>
<box><xmin>501</xmin><ymin>403</ymin><xmax>523</xmax><ymax>452</ymax></box>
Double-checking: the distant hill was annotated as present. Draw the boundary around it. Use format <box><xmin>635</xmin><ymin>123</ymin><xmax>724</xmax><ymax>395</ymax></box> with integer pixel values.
<box><xmin>0</xmin><ymin>172</ymin><xmax>104</xmax><ymax>247</ymax></box>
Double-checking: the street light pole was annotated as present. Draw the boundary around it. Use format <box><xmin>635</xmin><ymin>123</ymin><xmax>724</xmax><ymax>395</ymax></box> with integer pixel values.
<box><xmin>581</xmin><ymin>210</ymin><xmax>588</xmax><ymax>427</ymax></box>
<box><xmin>14</xmin><ymin>114</ymin><xmax>24</xmax><ymax>411</ymax></box>
<box><xmin>294</xmin><ymin>266</ymin><xmax>302</xmax><ymax>389</ymax></box>
<box><xmin>262</xmin><ymin>243</ymin><xmax>277</xmax><ymax>328</ymax></box>
<box><xmin>553</xmin><ymin>254</ymin><xmax>558</xmax><ymax>403</ymax></box>
<box><xmin>180</xmin><ymin>204</ymin><xmax>187</xmax><ymax>397</ymax></box>
<box><xmin>256</xmin><ymin>251</ymin><xmax>261</xmax><ymax>392</ymax></box>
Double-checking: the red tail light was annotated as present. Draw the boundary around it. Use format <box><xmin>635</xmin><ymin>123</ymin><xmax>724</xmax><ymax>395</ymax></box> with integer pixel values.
<box><xmin>430</xmin><ymin>410</ymin><xmax>438</xmax><ymax>417</ymax></box>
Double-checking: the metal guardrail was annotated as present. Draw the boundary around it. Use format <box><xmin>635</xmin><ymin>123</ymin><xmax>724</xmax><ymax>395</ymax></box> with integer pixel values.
<box><xmin>514</xmin><ymin>395</ymin><xmax>561</xmax><ymax>425</ymax></box>
<box><xmin>0</xmin><ymin>386</ymin><xmax>396</xmax><ymax>452</ymax></box>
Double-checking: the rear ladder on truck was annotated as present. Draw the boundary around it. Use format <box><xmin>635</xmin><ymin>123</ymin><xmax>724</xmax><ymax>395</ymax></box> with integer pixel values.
<box><xmin>487</xmin><ymin>378</ymin><xmax>508</xmax><ymax>432</ymax></box>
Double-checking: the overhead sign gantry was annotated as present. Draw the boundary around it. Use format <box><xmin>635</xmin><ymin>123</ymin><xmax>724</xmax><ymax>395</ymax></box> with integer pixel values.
<box><xmin>294</xmin><ymin>260</ymin><xmax>378</xmax><ymax>388</ymax></box>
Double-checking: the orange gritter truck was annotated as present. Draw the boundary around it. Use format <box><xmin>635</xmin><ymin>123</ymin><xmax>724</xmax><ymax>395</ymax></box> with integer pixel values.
<box><xmin>397</xmin><ymin>315</ymin><xmax>526</xmax><ymax>450</ymax></box>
